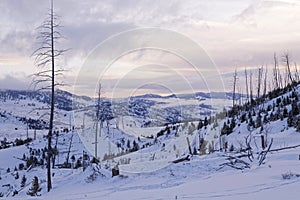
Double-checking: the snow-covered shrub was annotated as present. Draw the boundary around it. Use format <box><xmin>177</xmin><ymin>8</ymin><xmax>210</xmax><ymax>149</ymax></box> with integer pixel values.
<box><xmin>27</xmin><ymin>176</ymin><xmax>41</xmax><ymax>196</ymax></box>
<box><xmin>282</xmin><ymin>171</ymin><xmax>300</xmax><ymax>180</ymax></box>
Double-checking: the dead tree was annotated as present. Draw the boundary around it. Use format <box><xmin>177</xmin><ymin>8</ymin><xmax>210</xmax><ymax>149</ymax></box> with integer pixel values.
<box><xmin>263</xmin><ymin>67</ymin><xmax>268</xmax><ymax>98</ymax></box>
<box><xmin>243</xmin><ymin>132</ymin><xmax>254</xmax><ymax>162</ymax></box>
<box><xmin>238</xmin><ymin>86</ymin><xmax>242</xmax><ymax>106</ymax></box>
<box><xmin>245</xmin><ymin>68</ymin><xmax>249</xmax><ymax>103</ymax></box>
<box><xmin>232</xmin><ymin>69</ymin><xmax>238</xmax><ymax>108</ymax></box>
<box><xmin>294</xmin><ymin>63</ymin><xmax>299</xmax><ymax>82</ymax></box>
<box><xmin>52</xmin><ymin>131</ymin><xmax>59</xmax><ymax>168</ymax></box>
<box><xmin>250</xmin><ymin>71</ymin><xmax>254</xmax><ymax>104</ymax></box>
<box><xmin>282</xmin><ymin>52</ymin><xmax>294</xmax><ymax>85</ymax></box>
<box><xmin>261</xmin><ymin>66</ymin><xmax>268</xmax><ymax>108</ymax></box>
<box><xmin>186</xmin><ymin>137</ymin><xmax>192</xmax><ymax>155</ymax></box>
<box><xmin>31</xmin><ymin>0</ymin><xmax>67</xmax><ymax>192</ymax></box>
<box><xmin>172</xmin><ymin>155</ymin><xmax>190</xmax><ymax>164</ymax></box>
<box><xmin>262</xmin><ymin>143</ymin><xmax>300</xmax><ymax>153</ymax></box>
<box><xmin>273</xmin><ymin>53</ymin><xmax>280</xmax><ymax>89</ymax></box>
<box><xmin>258</xmin><ymin>138</ymin><xmax>273</xmax><ymax>166</ymax></box>
<box><xmin>65</xmin><ymin>132</ymin><xmax>74</xmax><ymax>168</ymax></box>
<box><xmin>257</xmin><ymin>66</ymin><xmax>263</xmax><ymax>99</ymax></box>
<box><xmin>94</xmin><ymin>83</ymin><xmax>102</xmax><ymax>161</ymax></box>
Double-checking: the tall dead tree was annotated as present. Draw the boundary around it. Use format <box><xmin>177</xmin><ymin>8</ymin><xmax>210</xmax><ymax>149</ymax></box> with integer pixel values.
<box><xmin>257</xmin><ymin>66</ymin><xmax>263</xmax><ymax>99</ymax></box>
<box><xmin>31</xmin><ymin>0</ymin><xmax>67</xmax><ymax>192</ymax></box>
<box><xmin>94</xmin><ymin>83</ymin><xmax>102</xmax><ymax>161</ymax></box>
<box><xmin>238</xmin><ymin>86</ymin><xmax>242</xmax><ymax>106</ymax></box>
<box><xmin>245</xmin><ymin>68</ymin><xmax>249</xmax><ymax>103</ymax></box>
<box><xmin>282</xmin><ymin>52</ymin><xmax>294</xmax><ymax>85</ymax></box>
<box><xmin>232</xmin><ymin>69</ymin><xmax>238</xmax><ymax>108</ymax></box>
<box><xmin>273</xmin><ymin>53</ymin><xmax>280</xmax><ymax>89</ymax></box>
<box><xmin>294</xmin><ymin>63</ymin><xmax>300</xmax><ymax>82</ymax></box>
<box><xmin>263</xmin><ymin>66</ymin><xmax>268</xmax><ymax>97</ymax></box>
<box><xmin>250</xmin><ymin>71</ymin><xmax>254</xmax><ymax>104</ymax></box>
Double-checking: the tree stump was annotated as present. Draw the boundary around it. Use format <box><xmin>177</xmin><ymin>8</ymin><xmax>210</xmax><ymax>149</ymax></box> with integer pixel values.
<box><xmin>112</xmin><ymin>165</ymin><xmax>119</xmax><ymax>177</ymax></box>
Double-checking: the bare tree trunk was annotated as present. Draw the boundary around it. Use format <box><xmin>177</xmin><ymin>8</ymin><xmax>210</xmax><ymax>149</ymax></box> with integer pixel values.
<box><xmin>52</xmin><ymin>131</ymin><xmax>59</xmax><ymax>168</ymax></box>
<box><xmin>232</xmin><ymin>69</ymin><xmax>237</xmax><ymax>108</ymax></box>
<box><xmin>31</xmin><ymin>0</ymin><xmax>67</xmax><ymax>192</ymax></box>
<box><xmin>294</xmin><ymin>62</ymin><xmax>299</xmax><ymax>82</ymax></box>
<box><xmin>245</xmin><ymin>68</ymin><xmax>249</xmax><ymax>103</ymax></box>
<box><xmin>250</xmin><ymin>71</ymin><xmax>253</xmax><ymax>104</ymax></box>
<box><xmin>282</xmin><ymin>53</ymin><xmax>294</xmax><ymax>84</ymax></box>
<box><xmin>47</xmin><ymin>0</ymin><xmax>55</xmax><ymax>191</ymax></box>
<box><xmin>263</xmin><ymin>66</ymin><xmax>268</xmax><ymax>97</ymax></box>
<box><xmin>95</xmin><ymin>121</ymin><xmax>98</xmax><ymax>160</ymax></box>
<box><xmin>65</xmin><ymin>132</ymin><xmax>74</xmax><ymax>168</ymax></box>
<box><xmin>257</xmin><ymin>66</ymin><xmax>263</xmax><ymax>100</ymax></box>
<box><xmin>95</xmin><ymin>83</ymin><xmax>101</xmax><ymax>160</ymax></box>
<box><xmin>284</xmin><ymin>67</ymin><xmax>288</xmax><ymax>88</ymax></box>
<box><xmin>279</xmin><ymin>71</ymin><xmax>283</xmax><ymax>89</ymax></box>
<box><xmin>186</xmin><ymin>137</ymin><xmax>192</xmax><ymax>155</ymax></box>
<box><xmin>238</xmin><ymin>86</ymin><xmax>242</xmax><ymax>106</ymax></box>
<box><xmin>273</xmin><ymin>53</ymin><xmax>279</xmax><ymax>89</ymax></box>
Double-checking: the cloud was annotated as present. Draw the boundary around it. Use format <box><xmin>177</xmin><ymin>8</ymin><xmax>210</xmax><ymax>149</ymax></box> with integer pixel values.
<box><xmin>0</xmin><ymin>73</ymin><xmax>31</xmax><ymax>90</ymax></box>
<box><xmin>0</xmin><ymin>30</ymin><xmax>35</xmax><ymax>56</ymax></box>
<box><xmin>0</xmin><ymin>0</ymin><xmax>300</xmax><ymax>95</ymax></box>
<box><xmin>63</xmin><ymin>21</ymin><xmax>135</xmax><ymax>58</ymax></box>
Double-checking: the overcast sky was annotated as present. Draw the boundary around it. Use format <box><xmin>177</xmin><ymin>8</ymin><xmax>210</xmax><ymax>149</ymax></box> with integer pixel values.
<box><xmin>1</xmin><ymin>0</ymin><xmax>300</xmax><ymax>97</ymax></box>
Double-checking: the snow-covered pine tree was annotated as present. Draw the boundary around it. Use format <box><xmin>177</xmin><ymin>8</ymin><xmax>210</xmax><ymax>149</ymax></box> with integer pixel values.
<box><xmin>27</xmin><ymin>176</ymin><xmax>41</xmax><ymax>196</ymax></box>
<box><xmin>21</xmin><ymin>175</ymin><xmax>27</xmax><ymax>188</ymax></box>
<box><xmin>15</xmin><ymin>172</ymin><xmax>19</xmax><ymax>180</ymax></box>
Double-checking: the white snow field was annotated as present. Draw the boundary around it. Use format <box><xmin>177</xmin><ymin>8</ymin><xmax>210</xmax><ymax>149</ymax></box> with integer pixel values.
<box><xmin>43</xmin><ymin>147</ymin><xmax>300</xmax><ymax>200</ymax></box>
<box><xmin>1</xmin><ymin>88</ymin><xmax>300</xmax><ymax>199</ymax></box>
<box><xmin>1</xmin><ymin>120</ymin><xmax>299</xmax><ymax>200</ymax></box>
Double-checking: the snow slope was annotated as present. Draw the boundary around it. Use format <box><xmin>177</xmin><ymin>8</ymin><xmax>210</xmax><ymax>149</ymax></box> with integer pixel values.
<box><xmin>1</xmin><ymin>86</ymin><xmax>300</xmax><ymax>199</ymax></box>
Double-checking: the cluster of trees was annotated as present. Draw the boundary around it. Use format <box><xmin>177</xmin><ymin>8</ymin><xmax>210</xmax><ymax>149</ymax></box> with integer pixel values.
<box><xmin>217</xmin><ymin>52</ymin><xmax>300</xmax><ymax>136</ymax></box>
<box><xmin>18</xmin><ymin>117</ymin><xmax>48</xmax><ymax>130</ymax></box>
<box><xmin>220</xmin><ymin>91</ymin><xmax>300</xmax><ymax>136</ymax></box>
<box><xmin>232</xmin><ymin>52</ymin><xmax>300</xmax><ymax>109</ymax></box>
<box><xmin>115</xmin><ymin>138</ymin><xmax>141</xmax><ymax>153</ymax></box>
<box><xmin>103</xmin><ymin>142</ymin><xmax>139</xmax><ymax>162</ymax></box>
<box><xmin>3</xmin><ymin>149</ymin><xmax>43</xmax><ymax>197</ymax></box>
<box><xmin>0</xmin><ymin>138</ymin><xmax>33</xmax><ymax>150</ymax></box>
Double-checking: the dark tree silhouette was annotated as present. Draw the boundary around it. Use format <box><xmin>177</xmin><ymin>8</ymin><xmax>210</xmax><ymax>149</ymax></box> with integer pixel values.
<box><xmin>31</xmin><ymin>0</ymin><xmax>67</xmax><ymax>192</ymax></box>
<box><xmin>27</xmin><ymin>176</ymin><xmax>41</xmax><ymax>196</ymax></box>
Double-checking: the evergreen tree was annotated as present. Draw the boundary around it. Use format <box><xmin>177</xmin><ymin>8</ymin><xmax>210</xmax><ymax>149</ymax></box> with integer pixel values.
<box><xmin>21</xmin><ymin>175</ymin><xmax>27</xmax><ymax>188</ymax></box>
<box><xmin>230</xmin><ymin>117</ymin><xmax>236</xmax><ymax>130</ymax></box>
<box><xmin>197</xmin><ymin>120</ymin><xmax>203</xmax><ymax>130</ymax></box>
<box><xmin>127</xmin><ymin>140</ymin><xmax>131</xmax><ymax>149</ymax></box>
<box><xmin>240</xmin><ymin>113</ymin><xmax>247</xmax><ymax>123</ymax></box>
<box><xmin>193</xmin><ymin>146</ymin><xmax>198</xmax><ymax>155</ymax></box>
<box><xmin>132</xmin><ymin>140</ymin><xmax>139</xmax><ymax>152</ymax></box>
<box><xmin>256</xmin><ymin>114</ymin><xmax>262</xmax><ymax>128</ymax></box>
<box><xmin>15</xmin><ymin>172</ymin><xmax>19</xmax><ymax>180</ymax></box>
<box><xmin>291</xmin><ymin>101</ymin><xmax>299</xmax><ymax>116</ymax></box>
<box><xmin>27</xmin><ymin>176</ymin><xmax>41</xmax><ymax>196</ymax></box>
<box><xmin>204</xmin><ymin>117</ymin><xmax>208</xmax><ymax>127</ymax></box>
<box><xmin>287</xmin><ymin>114</ymin><xmax>293</xmax><ymax>127</ymax></box>
<box><xmin>283</xmin><ymin>107</ymin><xmax>288</xmax><ymax>118</ymax></box>
<box><xmin>296</xmin><ymin>117</ymin><xmax>300</xmax><ymax>132</ymax></box>
<box><xmin>229</xmin><ymin>144</ymin><xmax>235</xmax><ymax>152</ymax></box>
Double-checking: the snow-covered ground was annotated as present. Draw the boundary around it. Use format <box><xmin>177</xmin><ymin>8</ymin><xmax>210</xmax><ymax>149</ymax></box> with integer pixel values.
<box><xmin>1</xmin><ymin>88</ymin><xmax>300</xmax><ymax>199</ymax></box>
<box><xmin>41</xmin><ymin>148</ymin><xmax>300</xmax><ymax>200</ymax></box>
<box><xmin>1</xmin><ymin>114</ymin><xmax>300</xmax><ymax>199</ymax></box>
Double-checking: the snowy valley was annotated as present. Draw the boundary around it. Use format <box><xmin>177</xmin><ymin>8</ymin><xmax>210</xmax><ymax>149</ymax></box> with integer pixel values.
<box><xmin>0</xmin><ymin>84</ymin><xmax>300</xmax><ymax>199</ymax></box>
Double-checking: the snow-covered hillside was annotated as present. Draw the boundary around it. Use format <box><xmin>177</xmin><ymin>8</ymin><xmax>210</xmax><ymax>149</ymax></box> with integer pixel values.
<box><xmin>0</xmin><ymin>85</ymin><xmax>300</xmax><ymax>199</ymax></box>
